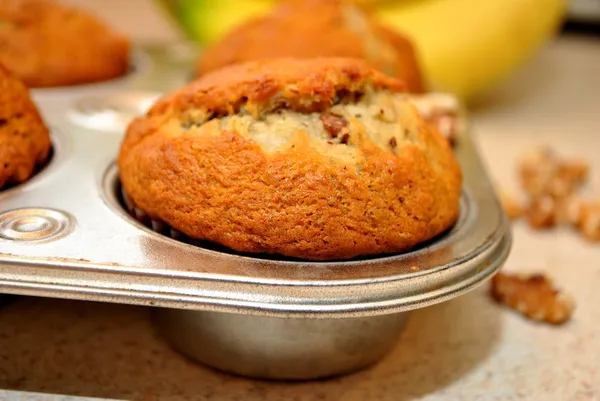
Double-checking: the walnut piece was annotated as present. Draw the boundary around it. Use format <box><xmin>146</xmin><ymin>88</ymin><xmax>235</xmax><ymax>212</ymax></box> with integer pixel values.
<box><xmin>525</xmin><ymin>195</ymin><xmax>556</xmax><ymax>229</ymax></box>
<box><xmin>500</xmin><ymin>192</ymin><xmax>524</xmax><ymax>220</ymax></box>
<box><xmin>519</xmin><ymin>147</ymin><xmax>589</xmax><ymax>200</ymax></box>
<box><xmin>550</xmin><ymin>162</ymin><xmax>588</xmax><ymax>198</ymax></box>
<box><xmin>579</xmin><ymin>202</ymin><xmax>600</xmax><ymax>242</ymax></box>
<box><xmin>491</xmin><ymin>272</ymin><xmax>575</xmax><ymax>325</ymax></box>
<box><xmin>320</xmin><ymin>113</ymin><xmax>348</xmax><ymax>139</ymax></box>
<box><xmin>517</xmin><ymin>147</ymin><xmax>592</xmax><ymax>234</ymax></box>
<box><xmin>555</xmin><ymin>196</ymin><xmax>584</xmax><ymax>227</ymax></box>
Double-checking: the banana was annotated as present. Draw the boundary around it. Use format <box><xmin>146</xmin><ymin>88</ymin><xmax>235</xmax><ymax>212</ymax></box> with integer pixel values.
<box><xmin>157</xmin><ymin>0</ymin><xmax>398</xmax><ymax>45</ymax></box>
<box><xmin>169</xmin><ymin>0</ymin><xmax>276</xmax><ymax>45</ymax></box>
<box><xmin>375</xmin><ymin>0</ymin><xmax>567</xmax><ymax>102</ymax></box>
<box><xmin>160</xmin><ymin>0</ymin><xmax>566</xmax><ymax>102</ymax></box>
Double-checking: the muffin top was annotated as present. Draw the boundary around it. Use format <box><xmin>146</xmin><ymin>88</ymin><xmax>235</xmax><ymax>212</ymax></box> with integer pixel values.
<box><xmin>0</xmin><ymin>63</ymin><xmax>51</xmax><ymax>189</ymax></box>
<box><xmin>0</xmin><ymin>0</ymin><xmax>130</xmax><ymax>87</ymax></box>
<box><xmin>119</xmin><ymin>58</ymin><xmax>461</xmax><ymax>260</ymax></box>
<box><xmin>195</xmin><ymin>0</ymin><xmax>424</xmax><ymax>93</ymax></box>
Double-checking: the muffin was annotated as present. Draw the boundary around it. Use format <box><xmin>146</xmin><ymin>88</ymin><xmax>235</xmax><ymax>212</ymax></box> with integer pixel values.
<box><xmin>0</xmin><ymin>63</ymin><xmax>52</xmax><ymax>189</ymax></box>
<box><xmin>0</xmin><ymin>0</ymin><xmax>130</xmax><ymax>88</ymax></box>
<box><xmin>118</xmin><ymin>58</ymin><xmax>461</xmax><ymax>260</ymax></box>
<box><xmin>195</xmin><ymin>0</ymin><xmax>424</xmax><ymax>93</ymax></box>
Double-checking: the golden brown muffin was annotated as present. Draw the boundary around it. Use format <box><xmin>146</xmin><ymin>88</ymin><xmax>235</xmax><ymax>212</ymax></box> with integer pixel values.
<box><xmin>0</xmin><ymin>0</ymin><xmax>130</xmax><ymax>88</ymax></box>
<box><xmin>0</xmin><ymin>63</ymin><xmax>51</xmax><ymax>189</ymax></box>
<box><xmin>119</xmin><ymin>58</ymin><xmax>461</xmax><ymax>260</ymax></box>
<box><xmin>195</xmin><ymin>0</ymin><xmax>425</xmax><ymax>93</ymax></box>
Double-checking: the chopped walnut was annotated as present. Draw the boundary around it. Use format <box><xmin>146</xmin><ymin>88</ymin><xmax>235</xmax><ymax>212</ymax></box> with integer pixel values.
<box><xmin>512</xmin><ymin>146</ymin><xmax>599</xmax><ymax>242</ymax></box>
<box><xmin>579</xmin><ymin>202</ymin><xmax>600</xmax><ymax>241</ymax></box>
<box><xmin>550</xmin><ymin>162</ymin><xmax>589</xmax><ymax>199</ymax></box>
<box><xmin>519</xmin><ymin>147</ymin><xmax>589</xmax><ymax>199</ymax></box>
<box><xmin>519</xmin><ymin>147</ymin><xmax>559</xmax><ymax>198</ymax></box>
<box><xmin>555</xmin><ymin>196</ymin><xmax>584</xmax><ymax>227</ymax></box>
<box><xmin>491</xmin><ymin>272</ymin><xmax>575</xmax><ymax>325</ymax></box>
<box><xmin>500</xmin><ymin>192</ymin><xmax>524</xmax><ymax>220</ymax></box>
<box><xmin>320</xmin><ymin>113</ymin><xmax>348</xmax><ymax>139</ymax></box>
<box><xmin>525</xmin><ymin>195</ymin><xmax>556</xmax><ymax>229</ymax></box>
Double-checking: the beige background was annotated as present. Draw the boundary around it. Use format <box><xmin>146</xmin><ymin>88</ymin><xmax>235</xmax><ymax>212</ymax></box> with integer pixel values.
<box><xmin>1</xmin><ymin>1</ymin><xmax>599</xmax><ymax>400</ymax></box>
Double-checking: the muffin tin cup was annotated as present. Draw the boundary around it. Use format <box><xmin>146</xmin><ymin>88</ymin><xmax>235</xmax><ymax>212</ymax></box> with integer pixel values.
<box><xmin>0</xmin><ymin>42</ymin><xmax>511</xmax><ymax>381</ymax></box>
<box><xmin>154</xmin><ymin>307</ymin><xmax>410</xmax><ymax>380</ymax></box>
<box><xmin>121</xmin><ymin>189</ymin><xmax>413</xmax><ymax>380</ymax></box>
<box><xmin>116</xmin><ymin>139</ymin><xmax>510</xmax><ymax>380</ymax></box>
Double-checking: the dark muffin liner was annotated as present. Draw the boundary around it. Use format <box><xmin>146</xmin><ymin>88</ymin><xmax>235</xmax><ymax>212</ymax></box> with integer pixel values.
<box><xmin>121</xmin><ymin>187</ymin><xmax>190</xmax><ymax>242</ymax></box>
<box><xmin>120</xmin><ymin>187</ymin><xmax>265</xmax><ymax>256</ymax></box>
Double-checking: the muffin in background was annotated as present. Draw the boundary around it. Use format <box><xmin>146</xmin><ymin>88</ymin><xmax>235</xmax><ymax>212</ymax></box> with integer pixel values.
<box><xmin>119</xmin><ymin>57</ymin><xmax>461</xmax><ymax>260</ymax></box>
<box><xmin>0</xmin><ymin>0</ymin><xmax>130</xmax><ymax>88</ymax></box>
<box><xmin>195</xmin><ymin>0</ymin><xmax>425</xmax><ymax>93</ymax></box>
<box><xmin>0</xmin><ymin>63</ymin><xmax>51</xmax><ymax>189</ymax></box>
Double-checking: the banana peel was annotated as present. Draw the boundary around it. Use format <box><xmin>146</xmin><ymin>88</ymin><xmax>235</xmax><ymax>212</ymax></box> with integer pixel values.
<box><xmin>158</xmin><ymin>0</ymin><xmax>567</xmax><ymax>102</ymax></box>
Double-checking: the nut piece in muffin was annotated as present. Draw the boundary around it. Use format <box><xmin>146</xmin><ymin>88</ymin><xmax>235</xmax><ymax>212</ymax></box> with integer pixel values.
<box><xmin>0</xmin><ymin>0</ymin><xmax>130</xmax><ymax>88</ymax></box>
<box><xmin>0</xmin><ymin>63</ymin><xmax>51</xmax><ymax>189</ymax></box>
<box><xmin>195</xmin><ymin>0</ymin><xmax>424</xmax><ymax>93</ymax></box>
<box><xmin>119</xmin><ymin>58</ymin><xmax>461</xmax><ymax>260</ymax></box>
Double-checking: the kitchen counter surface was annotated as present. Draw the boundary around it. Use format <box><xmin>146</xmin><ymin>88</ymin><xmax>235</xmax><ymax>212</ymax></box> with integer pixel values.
<box><xmin>0</xmin><ymin>2</ymin><xmax>599</xmax><ymax>400</ymax></box>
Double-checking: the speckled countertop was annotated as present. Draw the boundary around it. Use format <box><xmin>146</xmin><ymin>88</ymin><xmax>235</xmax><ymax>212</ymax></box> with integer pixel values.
<box><xmin>0</xmin><ymin>2</ymin><xmax>599</xmax><ymax>400</ymax></box>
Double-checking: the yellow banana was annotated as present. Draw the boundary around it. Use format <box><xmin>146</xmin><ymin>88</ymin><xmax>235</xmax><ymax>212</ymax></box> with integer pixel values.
<box><xmin>375</xmin><ymin>0</ymin><xmax>567</xmax><ymax>102</ymax></box>
<box><xmin>171</xmin><ymin>0</ymin><xmax>276</xmax><ymax>45</ymax></box>
<box><xmin>164</xmin><ymin>0</ymin><xmax>566</xmax><ymax>102</ymax></box>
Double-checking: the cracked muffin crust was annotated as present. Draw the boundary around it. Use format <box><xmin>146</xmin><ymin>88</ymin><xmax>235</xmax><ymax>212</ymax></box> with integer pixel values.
<box><xmin>195</xmin><ymin>0</ymin><xmax>424</xmax><ymax>93</ymax></box>
<box><xmin>0</xmin><ymin>0</ymin><xmax>130</xmax><ymax>87</ymax></box>
<box><xmin>0</xmin><ymin>63</ymin><xmax>51</xmax><ymax>189</ymax></box>
<box><xmin>118</xmin><ymin>58</ymin><xmax>461</xmax><ymax>260</ymax></box>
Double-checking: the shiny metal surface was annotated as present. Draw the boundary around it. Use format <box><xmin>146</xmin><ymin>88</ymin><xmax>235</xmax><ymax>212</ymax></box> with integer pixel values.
<box><xmin>0</xmin><ymin>42</ymin><xmax>511</xmax><ymax>319</ymax></box>
<box><xmin>155</xmin><ymin>309</ymin><xmax>410</xmax><ymax>380</ymax></box>
<box><xmin>0</xmin><ymin>208</ymin><xmax>74</xmax><ymax>242</ymax></box>
<box><xmin>67</xmin><ymin>90</ymin><xmax>162</xmax><ymax>133</ymax></box>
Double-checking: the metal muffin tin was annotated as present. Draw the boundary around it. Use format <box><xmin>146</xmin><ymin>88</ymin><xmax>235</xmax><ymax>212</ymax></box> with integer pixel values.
<box><xmin>0</xmin><ymin>42</ymin><xmax>511</xmax><ymax>380</ymax></box>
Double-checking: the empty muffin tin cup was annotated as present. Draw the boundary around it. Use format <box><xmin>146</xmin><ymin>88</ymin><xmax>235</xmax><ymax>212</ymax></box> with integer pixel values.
<box><xmin>120</xmin><ymin>184</ymin><xmax>511</xmax><ymax>380</ymax></box>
